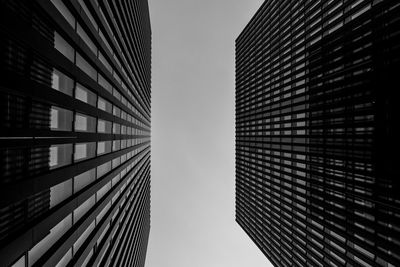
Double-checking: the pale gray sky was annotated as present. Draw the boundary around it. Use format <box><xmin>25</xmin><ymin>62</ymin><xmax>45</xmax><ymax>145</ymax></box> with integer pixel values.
<box><xmin>147</xmin><ymin>1</ymin><xmax>272</xmax><ymax>266</ymax></box>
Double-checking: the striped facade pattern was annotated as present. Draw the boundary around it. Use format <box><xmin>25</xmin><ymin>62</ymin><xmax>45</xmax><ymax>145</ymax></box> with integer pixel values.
<box><xmin>236</xmin><ymin>0</ymin><xmax>400</xmax><ymax>266</ymax></box>
<box><xmin>0</xmin><ymin>0</ymin><xmax>151</xmax><ymax>266</ymax></box>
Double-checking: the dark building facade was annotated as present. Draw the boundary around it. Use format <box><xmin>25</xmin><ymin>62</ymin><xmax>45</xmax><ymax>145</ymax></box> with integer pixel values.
<box><xmin>236</xmin><ymin>0</ymin><xmax>400</xmax><ymax>266</ymax></box>
<box><xmin>0</xmin><ymin>0</ymin><xmax>151</xmax><ymax>266</ymax></box>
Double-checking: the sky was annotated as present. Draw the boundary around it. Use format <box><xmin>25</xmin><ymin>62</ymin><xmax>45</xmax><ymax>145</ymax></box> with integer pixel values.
<box><xmin>146</xmin><ymin>1</ymin><xmax>273</xmax><ymax>267</ymax></box>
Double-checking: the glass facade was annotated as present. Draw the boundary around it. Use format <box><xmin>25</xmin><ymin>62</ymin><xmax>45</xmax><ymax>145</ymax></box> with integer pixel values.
<box><xmin>236</xmin><ymin>0</ymin><xmax>400</xmax><ymax>266</ymax></box>
<box><xmin>0</xmin><ymin>0</ymin><xmax>151</xmax><ymax>266</ymax></box>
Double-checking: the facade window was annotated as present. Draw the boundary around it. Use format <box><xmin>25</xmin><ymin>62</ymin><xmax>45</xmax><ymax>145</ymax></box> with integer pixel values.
<box><xmin>96</xmin><ymin>202</ymin><xmax>111</xmax><ymax>224</ymax></box>
<box><xmin>113</xmin><ymin>89</ymin><xmax>121</xmax><ymax>101</ymax></box>
<box><xmin>75</xmin><ymin>83</ymin><xmax>97</xmax><ymax>106</ymax></box>
<box><xmin>97</xmin><ymin>119</ymin><xmax>112</xmax><ymax>133</ymax></box>
<box><xmin>122</xmin><ymin>97</ymin><xmax>128</xmax><ymax>107</ymax></box>
<box><xmin>11</xmin><ymin>256</ymin><xmax>25</xmax><ymax>267</ymax></box>
<box><xmin>74</xmin><ymin>221</ymin><xmax>95</xmax><ymax>253</ymax></box>
<box><xmin>74</xmin><ymin>169</ymin><xmax>96</xmax><ymax>193</ymax></box>
<box><xmin>112</xmin><ymin>157</ymin><xmax>121</xmax><ymax>169</ymax></box>
<box><xmin>112</xmin><ymin>140</ymin><xmax>121</xmax><ymax>152</ymax></box>
<box><xmin>111</xmin><ymin>174</ymin><xmax>121</xmax><ymax>187</ymax></box>
<box><xmin>52</xmin><ymin>69</ymin><xmax>74</xmax><ymax>96</ymax></box>
<box><xmin>113</xmin><ymin>123</ymin><xmax>121</xmax><ymax>134</ymax></box>
<box><xmin>113</xmin><ymin>106</ymin><xmax>121</xmax><ymax>117</ymax></box>
<box><xmin>99</xmin><ymin>30</ymin><xmax>112</xmax><ymax>55</ymax></box>
<box><xmin>51</xmin><ymin>106</ymin><xmax>73</xmax><ymax>131</ymax></box>
<box><xmin>98</xmin><ymin>97</ymin><xmax>112</xmax><ymax>113</ymax></box>
<box><xmin>98</xmin><ymin>74</ymin><xmax>112</xmax><ymax>93</ymax></box>
<box><xmin>74</xmin><ymin>195</ymin><xmax>95</xmax><ymax>223</ymax></box>
<box><xmin>121</xmin><ymin>139</ymin><xmax>127</xmax><ymax>149</ymax></box>
<box><xmin>49</xmin><ymin>144</ymin><xmax>73</xmax><ymax>169</ymax></box>
<box><xmin>97</xmin><ymin>161</ymin><xmax>111</xmax><ymax>178</ymax></box>
<box><xmin>76</xmin><ymin>53</ymin><xmax>97</xmax><ymax>81</ymax></box>
<box><xmin>98</xmin><ymin>52</ymin><xmax>113</xmax><ymax>74</ymax></box>
<box><xmin>98</xmin><ymin>224</ymin><xmax>110</xmax><ymax>246</ymax></box>
<box><xmin>82</xmin><ymin>249</ymin><xmax>93</xmax><ymax>267</ymax></box>
<box><xmin>97</xmin><ymin>141</ymin><xmax>105</xmax><ymax>155</ymax></box>
<box><xmin>74</xmin><ymin>142</ymin><xmax>96</xmax><ymax>161</ymax></box>
<box><xmin>77</xmin><ymin>23</ymin><xmax>97</xmax><ymax>55</ymax></box>
<box><xmin>56</xmin><ymin>249</ymin><xmax>72</xmax><ymax>267</ymax></box>
<box><xmin>121</xmin><ymin>111</ymin><xmax>127</xmax><ymax>121</ymax></box>
<box><xmin>51</xmin><ymin>0</ymin><xmax>75</xmax><ymax>28</ymax></box>
<box><xmin>96</xmin><ymin>182</ymin><xmax>111</xmax><ymax>201</ymax></box>
<box><xmin>0</xmin><ymin>0</ymin><xmax>152</xmax><ymax>266</ymax></box>
<box><xmin>113</xmin><ymin>72</ymin><xmax>121</xmax><ymax>85</ymax></box>
<box><xmin>77</xmin><ymin>0</ymin><xmax>98</xmax><ymax>30</ymax></box>
<box><xmin>54</xmin><ymin>33</ymin><xmax>75</xmax><ymax>62</ymax></box>
<box><xmin>75</xmin><ymin>113</ymin><xmax>96</xmax><ymax>132</ymax></box>
<box><xmin>97</xmin><ymin>141</ymin><xmax>112</xmax><ymax>155</ymax></box>
<box><xmin>28</xmin><ymin>215</ymin><xmax>72</xmax><ymax>266</ymax></box>
<box><xmin>50</xmin><ymin>179</ymin><xmax>72</xmax><ymax>208</ymax></box>
<box><xmin>97</xmin><ymin>119</ymin><xmax>105</xmax><ymax>133</ymax></box>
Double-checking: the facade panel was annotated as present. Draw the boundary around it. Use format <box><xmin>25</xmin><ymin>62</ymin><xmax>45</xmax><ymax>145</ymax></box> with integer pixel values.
<box><xmin>0</xmin><ymin>0</ymin><xmax>151</xmax><ymax>266</ymax></box>
<box><xmin>236</xmin><ymin>1</ymin><xmax>400</xmax><ymax>266</ymax></box>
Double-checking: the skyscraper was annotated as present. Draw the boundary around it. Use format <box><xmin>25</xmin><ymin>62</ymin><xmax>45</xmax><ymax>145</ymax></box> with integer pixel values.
<box><xmin>235</xmin><ymin>0</ymin><xmax>399</xmax><ymax>266</ymax></box>
<box><xmin>0</xmin><ymin>0</ymin><xmax>151</xmax><ymax>266</ymax></box>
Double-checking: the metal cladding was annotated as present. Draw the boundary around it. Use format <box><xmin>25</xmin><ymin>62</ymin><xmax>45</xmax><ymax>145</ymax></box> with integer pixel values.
<box><xmin>235</xmin><ymin>0</ymin><xmax>400</xmax><ymax>266</ymax></box>
<box><xmin>0</xmin><ymin>0</ymin><xmax>151</xmax><ymax>266</ymax></box>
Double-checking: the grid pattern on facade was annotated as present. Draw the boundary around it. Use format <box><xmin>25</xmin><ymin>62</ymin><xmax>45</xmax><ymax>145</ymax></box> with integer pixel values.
<box><xmin>235</xmin><ymin>0</ymin><xmax>400</xmax><ymax>266</ymax></box>
<box><xmin>0</xmin><ymin>0</ymin><xmax>151</xmax><ymax>266</ymax></box>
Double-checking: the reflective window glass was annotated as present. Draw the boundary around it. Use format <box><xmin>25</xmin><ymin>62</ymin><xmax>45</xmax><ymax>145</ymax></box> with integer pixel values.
<box><xmin>74</xmin><ymin>195</ymin><xmax>95</xmax><ymax>223</ymax></box>
<box><xmin>98</xmin><ymin>74</ymin><xmax>112</xmax><ymax>93</ymax></box>
<box><xmin>74</xmin><ymin>169</ymin><xmax>96</xmax><ymax>193</ymax></box>
<box><xmin>112</xmin><ymin>140</ymin><xmax>121</xmax><ymax>152</ymax></box>
<box><xmin>78</xmin><ymin>0</ymin><xmax>98</xmax><ymax>30</ymax></box>
<box><xmin>96</xmin><ymin>182</ymin><xmax>111</xmax><ymax>201</ymax></box>
<box><xmin>51</xmin><ymin>0</ymin><xmax>75</xmax><ymax>28</ymax></box>
<box><xmin>113</xmin><ymin>88</ymin><xmax>121</xmax><ymax>101</ymax></box>
<box><xmin>50</xmin><ymin>179</ymin><xmax>72</xmax><ymax>208</ymax></box>
<box><xmin>113</xmin><ymin>106</ymin><xmax>121</xmax><ymax>117</ymax></box>
<box><xmin>49</xmin><ymin>144</ymin><xmax>73</xmax><ymax>169</ymax></box>
<box><xmin>76</xmin><ymin>53</ymin><xmax>97</xmax><ymax>81</ymax></box>
<box><xmin>97</xmin><ymin>97</ymin><xmax>112</xmax><ymax>113</ymax></box>
<box><xmin>75</xmin><ymin>113</ymin><xmax>96</xmax><ymax>132</ymax></box>
<box><xmin>97</xmin><ymin>119</ymin><xmax>112</xmax><ymax>133</ymax></box>
<box><xmin>113</xmin><ymin>123</ymin><xmax>120</xmax><ymax>134</ymax></box>
<box><xmin>75</xmin><ymin>83</ymin><xmax>96</xmax><ymax>106</ymax></box>
<box><xmin>54</xmin><ymin>33</ymin><xmax>74</xmax><ymax>62</ymax></box>
<box><xmin>74</xmin><ymin>142</ymin><xmax>96</xmax><ymax>161</ymax></box>
<box><xmin>28</xmin><ymin>215</ymin><xmax>72</xmax><ymax>266</ymax></box>
<box><xmin>98</xmin><ymin>52</ymin><xmax>112</xmax><ymax>74</ymax></box>
<box><xmin>97</xmin><ymin>161</ymin><xmax>111</xmax><ymax>178</ymax></box>
<box><xmin>97</xmin><ymin>141</ymin><xmax>112</xmax><ymax>155</ymax></box>
<box><xmin>77</xmin><ymin>23</ymin><xmax>97</xmax><ymax>55</ymax></box>
<box><xmin>11</xmin><ymin>255</ymin><xmax>25</xmax><ymax>267</ymax></box>
<box><xmin>51</xmin><ymin>106</ymin><xmax>73</xmax><ymax>131</ymax></box>
<box><xmin>56</xmin><ymin>248</ymin><xmax>72</xmax><ymax>267</ymax></box>
<box><xmin>74</xmin><ymin>221</ymin><xmax>95</xmax><ymax>253</ymax></box>
<box><xmin>52</xmin><ymin>69</ymin><xmax>74</xmax><ymax>96</ymax></box>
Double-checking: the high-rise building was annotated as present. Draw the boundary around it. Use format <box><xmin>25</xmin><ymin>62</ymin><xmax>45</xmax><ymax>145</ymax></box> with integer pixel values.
<box><xmin>0</xmin><ymin>0</ymin><xmax>151</xmax><ymax>266</ymax></box>
<box><xmin>235</xmin><ymin>1</ymin><xmax>399</xmax><ymax>266</ymax></box>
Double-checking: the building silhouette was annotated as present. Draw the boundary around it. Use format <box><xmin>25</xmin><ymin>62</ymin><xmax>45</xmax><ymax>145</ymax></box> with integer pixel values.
<box><xmin>0</xmin><ymin>0</ymin><xmax>151</xmax><ymax>266</ymax></box>
<box><xmin>236</xmin><ymin>0</ymin><xmax>400</xmax><ymax>266</ymax></box>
